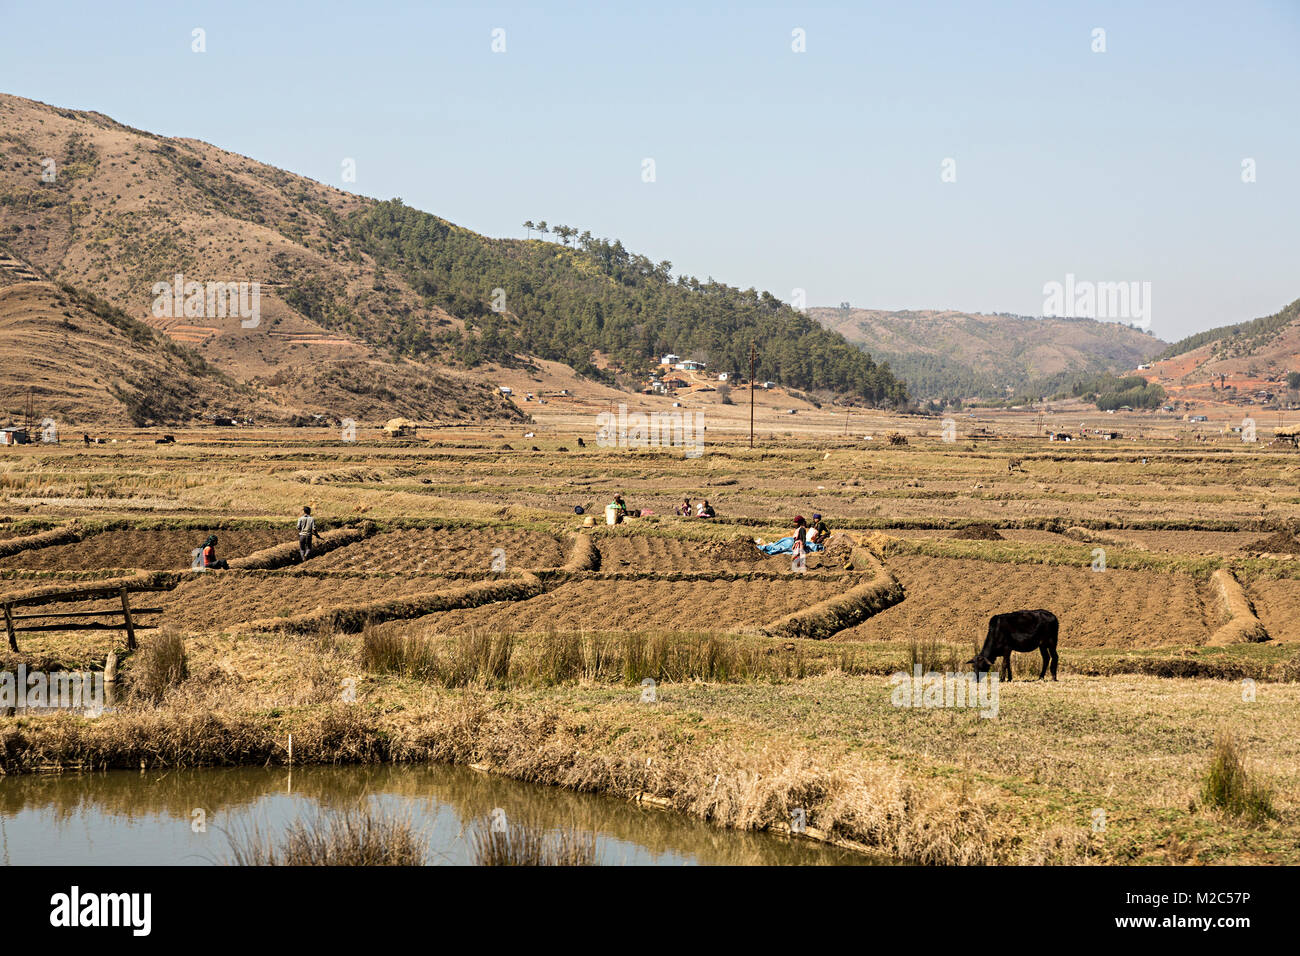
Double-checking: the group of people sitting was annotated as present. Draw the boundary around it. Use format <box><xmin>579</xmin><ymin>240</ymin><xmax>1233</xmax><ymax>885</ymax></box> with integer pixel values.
<box><xmin>602</xmin><ymin>494</ymin><xmax>717</xmax><ymax>524</ymax></box>
<box><xmin>676</xmin><ymin>498</ymin><xmax>716</xmax><ymax>519</ymax></box>
<box><xmin>758</xmin><ymin>512</ymin><xmax>831</xmax><ymax>556</ymax></box>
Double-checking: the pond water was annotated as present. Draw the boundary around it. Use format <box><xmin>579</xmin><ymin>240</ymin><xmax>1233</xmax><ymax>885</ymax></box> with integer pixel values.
<box><xmin>0</xmin><ymin>764</ymin><xmax>881</xmax><ymax>866</ymax></box>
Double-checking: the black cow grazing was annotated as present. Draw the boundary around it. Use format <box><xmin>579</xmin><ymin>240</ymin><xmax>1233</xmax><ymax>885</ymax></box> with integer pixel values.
<box><xmin>968</xmin><ymin>609</ymin><xmax>1059</xmax><ymax>681</ymax></box>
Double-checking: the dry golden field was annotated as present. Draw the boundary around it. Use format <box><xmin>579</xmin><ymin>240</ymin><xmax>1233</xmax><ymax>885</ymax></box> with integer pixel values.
<box><xmin>0</xmin><ymin>419</ymin><xmax>1297</xmax><ymax>864</ymax></box>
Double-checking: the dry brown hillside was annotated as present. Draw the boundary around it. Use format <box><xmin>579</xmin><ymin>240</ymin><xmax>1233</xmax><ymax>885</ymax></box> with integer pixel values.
<box><xmin>0</xmin><ymin>248</ymin><xmax>524</xmax><ymax>426</ymax></box>
<box><xmin>1141</xmin><ymin>299</ymin><xmax>1300</xmax><ymax>414</ymax></box>
<box><xmin>811</xmin><ymin>306</ymin><xmax>1163</xmax><ymax>400</ymax></box>
<box><xmin>0</xmin><ymin>93</ymin><xmax>521</xmax><ymax>424</ymax></box>
<box><xmin>0</xmin><ymin>276</ymin><xmax>260</xmax><ymax>426</ymax></box>
<box><xmin>1150</xmin><ymin>327</ymin><xmax>1300</xmax><ymax>390</ymax></box>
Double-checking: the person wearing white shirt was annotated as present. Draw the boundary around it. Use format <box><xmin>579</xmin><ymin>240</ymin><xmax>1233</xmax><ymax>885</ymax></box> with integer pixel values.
<box><xmin>297</xmin><ymin>506</ymin><xmax>316</xmax><ymax>561</ymax></box>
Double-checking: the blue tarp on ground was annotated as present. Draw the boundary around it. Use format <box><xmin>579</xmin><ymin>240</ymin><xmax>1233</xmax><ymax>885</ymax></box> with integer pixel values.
<box><xmin>757</xmin><ymin>537</ymin><xmax>823</xmax><ymax>556</ymax></box>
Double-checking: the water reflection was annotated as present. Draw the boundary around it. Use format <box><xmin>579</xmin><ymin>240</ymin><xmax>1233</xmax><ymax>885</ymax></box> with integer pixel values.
<box><xmin>0</xmin><ymin>764</ymin><xmax>883</xmax><ymax>866</ymax></box>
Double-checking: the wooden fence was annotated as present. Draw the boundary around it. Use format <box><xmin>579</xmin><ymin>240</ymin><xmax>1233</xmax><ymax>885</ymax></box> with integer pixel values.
<box><xmin>2</xmin><ymin>582</ymin><xmax>171</xmax><ymax>652</ymax></box>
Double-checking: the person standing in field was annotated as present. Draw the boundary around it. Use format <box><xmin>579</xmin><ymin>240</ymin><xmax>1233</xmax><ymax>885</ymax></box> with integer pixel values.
<box><xmin>297</xmin><ymin>506</ymin><xmax>316</xmax><ymax>561</ymax></box>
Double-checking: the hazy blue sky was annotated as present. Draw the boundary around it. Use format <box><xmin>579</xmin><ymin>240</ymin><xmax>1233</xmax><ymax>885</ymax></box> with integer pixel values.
<box><xmin>2</xmin><ymin>0</ymin><xmax>1296</xmax><ymax>340</ymax></box>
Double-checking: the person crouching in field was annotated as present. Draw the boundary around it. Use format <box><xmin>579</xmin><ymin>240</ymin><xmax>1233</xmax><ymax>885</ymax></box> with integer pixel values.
<box><xmin>297</xmin><ymin>506</ymin><xmax>316</xmax><ymax>561</ymax></box>
<box><xmin>791</xmin><ymin>515</ymin><xmax>808</xmax><ymax>572</ymax></box>
<box><xmin>200</xmin><ymin>534</ymin><xmax>229</xmax><ymax>570</ymax></box>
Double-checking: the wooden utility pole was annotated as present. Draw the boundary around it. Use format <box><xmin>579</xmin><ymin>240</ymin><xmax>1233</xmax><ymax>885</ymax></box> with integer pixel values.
<box><xmin>119</xmin><ymin>588</ymin><xmax>137</xmax><ymax>650</ymax></box>
<box><xmin>748</xmin><ymin>343</ymin><xmax>756</xmax><ymax>449</ymax></box>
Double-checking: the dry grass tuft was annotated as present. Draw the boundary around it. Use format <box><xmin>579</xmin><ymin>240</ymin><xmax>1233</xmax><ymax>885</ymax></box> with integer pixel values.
<box><xmin>223</xmin><ymin>803</ymin><xmax>426</xmax><ymax>865</ymax></box>
<box><xmin>362</xmin><ymin>627</ymin><xmax>809</xmax><ymax>687</ymax></box>
<box><xmin>129</xmin><ymin>631</ymin><xmax>188</xmax><ymax>703</ymax></box>
<box><xmin>362</xmin><ymin>626</ymin><xmax>513</xmax><ymax>688</ymax></box>
<box><xmin>470</xmin><ymin>816</ymin><xmax>596</xmax><ymax>866</ymax></box>
<box><xmin>1200</xmin><ymin>731</ymin><xmax>1275</xmax><ymax>823</ymax></box>
<box><xmin>1276</xmin><ymin>649</ymin><xmax>1300</xmax><ymax>683</ymax></box>
<box><xmin>904</xmin><ymin>636</ymin><xmax>969</xmax><ymax>674</ymax></box>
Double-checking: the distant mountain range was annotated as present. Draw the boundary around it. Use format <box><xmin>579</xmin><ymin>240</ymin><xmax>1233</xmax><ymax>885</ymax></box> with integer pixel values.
<box><xmin>3</xmin><ymin>93</ymin><xmax>1290</xmax><ymax>424</ymax></box>
<box><xmin>809</xmin><ymin>307</ymin><xmax>1165</xmax><ymax>402</ymax></box>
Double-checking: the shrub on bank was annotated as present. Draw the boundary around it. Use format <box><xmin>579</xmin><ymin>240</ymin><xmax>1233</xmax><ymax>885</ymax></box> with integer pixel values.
<box><xmin>130</xmin><ymin>631</ymin><xmax>188</xmax><ymax>703</ymax></box>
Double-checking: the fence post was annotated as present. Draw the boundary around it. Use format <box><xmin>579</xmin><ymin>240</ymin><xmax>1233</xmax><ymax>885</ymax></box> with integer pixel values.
<box><xmin>3</xmin><ymin>604</ymin><xmax>15</xmax><ymax>652</ymax></box>
<box><xmin>119</xmin><ymin>588</ymin><xmax>136</xmax><ymax>650</ymax></box>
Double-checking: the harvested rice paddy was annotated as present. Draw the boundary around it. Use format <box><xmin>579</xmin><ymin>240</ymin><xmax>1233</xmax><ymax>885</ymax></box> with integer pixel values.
<box><xmin>0</xmin><ymin>426</ymin><xmax>1296</xmax><ymax>864</ymax></box>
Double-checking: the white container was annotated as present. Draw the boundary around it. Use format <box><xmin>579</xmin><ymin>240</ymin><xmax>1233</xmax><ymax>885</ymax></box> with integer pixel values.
<box><xmin>605</xmin><ymin>504</ymin><xmax>619</xmax><ymax>525</ymax></box>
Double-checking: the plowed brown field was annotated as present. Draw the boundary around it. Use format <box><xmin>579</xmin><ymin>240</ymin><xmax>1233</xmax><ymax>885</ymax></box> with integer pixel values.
<box><xmin>836</xmin><ymin>554</ymin><xmax>1212</xmax><ymax>648</ymax></box>
<box><xmin>0</xmin><ymin>529</ymin><xmax>287</xmax><ymax>571</ymax></box>
<box><xmin>401</xmin><ymin>577</ymin><xmax>846</xmax><ymax>634</ymax></box>
<box><xmin>157</xmin><ymin>572</ymin><xmax>459</xmax><ymax>630</ymax></box>
<box><xmin>884</xmin><ymin>528</ymin><xmax>1072</xmax><ymax>545</ymax></box>
<box><xmin>594</xmin><ymin>533</ymin><xmax>845</xmax><ymax>572</ymax></box>
<box><xmin>313</xmin><ymin>528</ymin><xmax>567</xmax><ymax>573</ymax></box>
<box><xmin>1121</xmin><ymin>530</ymin><xmax>1268</xmax><ymax>553</ymax></box>
<box><xmin>1247</xmin><ymin>578</ymin><xmax>1300</xmax><ymax>643</ymax></box>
